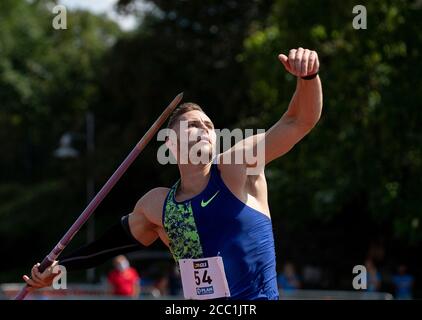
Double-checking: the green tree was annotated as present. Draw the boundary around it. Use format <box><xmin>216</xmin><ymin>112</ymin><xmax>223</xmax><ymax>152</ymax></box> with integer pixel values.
<box><xmin>0</xmin><ymin>0</ymin><xmax>120</xmax><ymax>281</ymax></box>
<box><xmin>242</xmin><ymin>0</ymin><xmax>422</xmax><ymax>270</ymax></box>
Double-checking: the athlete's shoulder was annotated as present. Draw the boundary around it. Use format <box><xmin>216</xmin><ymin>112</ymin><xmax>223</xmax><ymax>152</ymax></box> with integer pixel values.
<box><xmin>215</xmin><ymin>154</ymin><xmax>248</xmax><ymax>190</ymax></box>
<box><xmin>215</xmin><ymin>155</ymin><xmax>269</xmax><ymax>213</ymax></box>
<box><xmin>145</xmin><ymin>187</ymin><xmax>170</xmax><ymax>199</ymax></box>
<box><xmin>134</xmin><ymin>187</ymin><xmax>169</xmax><ymax>211</ymax></box>
<box><xmin>133</xmin><ymin>187</ymin><xmax>170</xmax><ymax>225</ymax></box>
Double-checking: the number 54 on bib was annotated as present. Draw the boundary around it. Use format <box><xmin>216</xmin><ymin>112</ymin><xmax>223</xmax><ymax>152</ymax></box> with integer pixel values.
<box><xmin>179</xmin><ymin>256</ymin><xmax>231</xmax><ymax>300</ymax></box>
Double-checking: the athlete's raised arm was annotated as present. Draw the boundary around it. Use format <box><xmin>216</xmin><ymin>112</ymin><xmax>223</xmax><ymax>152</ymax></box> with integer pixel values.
<box><xmin>264</xmin><ymin>47</ymin><xmax>322</xmax><ymax>164</ymax></box>
<box><xmin>222</xmin><ymin>47</ymin><xmax>322</xmax><ymax>173</ymax></box>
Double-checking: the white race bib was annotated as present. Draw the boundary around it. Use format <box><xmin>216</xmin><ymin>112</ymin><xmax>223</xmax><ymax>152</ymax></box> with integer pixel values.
<box><xmin>178</xmin><ymin>256</ymin><xmax>231</xmax><ymax>300</ymax></box>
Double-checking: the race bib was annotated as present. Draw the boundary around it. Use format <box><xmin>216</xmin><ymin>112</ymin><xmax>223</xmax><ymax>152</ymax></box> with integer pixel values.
<box><xmin>178</xmin><ymin>256</ymin><xmax>231</xmax><ymax>300</ymax></box>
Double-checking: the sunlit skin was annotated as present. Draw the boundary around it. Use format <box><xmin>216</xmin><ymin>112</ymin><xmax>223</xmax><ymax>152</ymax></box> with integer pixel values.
<box><xmin>23</xmin><ymin>47</ymin><xmax>323</xmax><ymax>290</ymax></box>
<box><xmin>166</xmin><ymin>110</ymin><xmax>217</xmax><ymax>167</ymax></box>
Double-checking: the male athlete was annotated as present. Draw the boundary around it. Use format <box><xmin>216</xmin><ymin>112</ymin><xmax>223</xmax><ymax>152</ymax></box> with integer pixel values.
<box><xmin>23</xmin><ymin>48</ymin><xmax>322</xmax><ymax>300</ymax></box>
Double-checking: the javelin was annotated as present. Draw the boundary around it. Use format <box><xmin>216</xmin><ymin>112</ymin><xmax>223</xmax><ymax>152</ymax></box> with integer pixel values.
<box><xmin>15</xmin><ymin>92</ymin><xmax>183</xmax><ymax>300</ymax></box>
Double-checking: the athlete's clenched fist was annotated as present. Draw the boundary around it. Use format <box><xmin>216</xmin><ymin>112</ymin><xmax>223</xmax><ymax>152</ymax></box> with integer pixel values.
<box><xmin>278</xmin><ymin>48</ymin><xmax>319</xmax><ymax>78</ymax></box>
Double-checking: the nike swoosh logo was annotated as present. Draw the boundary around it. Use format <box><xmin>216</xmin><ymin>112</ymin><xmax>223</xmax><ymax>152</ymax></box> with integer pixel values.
<box><xmin>201</xmin><ymin>190</ymin><xmax>220</xmax><ymax>207</ymax></box>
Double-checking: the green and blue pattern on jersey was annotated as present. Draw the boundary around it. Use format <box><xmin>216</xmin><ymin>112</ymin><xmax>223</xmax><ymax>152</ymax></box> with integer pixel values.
<box><xmin>162</xmin><ymin>163</ymin><xmax>278</xmax><ymax>300</ymax></box>
<box><xmin>163</xmin><ymin>180</ymin><xmax>203</xmax><ymax>261</ymax></box>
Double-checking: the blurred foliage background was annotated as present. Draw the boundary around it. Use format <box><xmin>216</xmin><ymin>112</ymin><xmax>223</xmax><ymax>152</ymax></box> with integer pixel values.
<box><xmin>1</xmin><ymin>0</ymin><xmax>421</xmax><ymax>295</ymax></box>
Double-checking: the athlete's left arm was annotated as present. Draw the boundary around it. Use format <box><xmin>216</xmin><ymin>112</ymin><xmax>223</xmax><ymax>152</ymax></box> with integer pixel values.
<box><xmin>263</xmin><ymin>48</ymin><xmax>323</xmax><ymax>165</ymax></box>
<box><xmin>220</xmin><ymin>48</ymin><xmax>322</xmax><ymax>185</ymax></box>
<box><xmin>230</xmin><ymin>48</ymin><xmax>322</xmax><ymax>170</ymax></box>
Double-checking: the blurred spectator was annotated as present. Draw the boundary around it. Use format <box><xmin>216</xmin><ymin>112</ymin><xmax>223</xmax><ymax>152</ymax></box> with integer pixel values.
<box><xmin>303</xmin><ymin>264</ymin><xmax>322</xmax><ymax>289</ymax></box>
<box><xmin>365</xmin><ymin>259</ymin><xmax>381</xmax><ymax>292</ymax></box>
<box><xmin>168</xmin><ymin>264</ymin><xmax>183</xmax><ymax>296</ymax></box>
<box><xmin>277</xmin><ymin>262</ymin><xmax>301</xmax><ymax>292</ymax></box>
<box><xmin>392</xmin><ymin>264</ymin><xmax>414</xmax><ymax>300</ymax></box>
<box><xmin>154</xmin><ymin>275</ymin><xmax>169</xmax><ymax>297</ymax></box>
<box><xmin>139</xmin><ymin>276</ymin><xmax>155</xmax><ymax>295</ymax></box>
<box><xmin>107</xmin><ymin>255</ymin><xmax>140</xmax><ymax>298</ymax></box>
<box><xmin>367</xmin><ymin>241</ymin><xmax>385</xmax><ymax>263</ymax></box>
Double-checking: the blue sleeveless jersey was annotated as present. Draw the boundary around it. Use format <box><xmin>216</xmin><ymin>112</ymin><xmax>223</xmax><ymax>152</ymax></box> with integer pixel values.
<box><xmin>162</xmin><ymin>163</ymin><xmax>279</xmax><ymax>300</ymax></box>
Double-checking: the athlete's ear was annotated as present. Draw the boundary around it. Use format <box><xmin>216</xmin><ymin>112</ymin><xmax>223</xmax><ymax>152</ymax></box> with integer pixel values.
<box><xmin>165</xmin><ymin>131</ymin><xmax>178</xmax><ymax>156</ymax></box>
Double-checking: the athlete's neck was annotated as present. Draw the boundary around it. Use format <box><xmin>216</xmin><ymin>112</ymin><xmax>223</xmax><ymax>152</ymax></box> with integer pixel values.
<box><xmin>177</xmin><ymin>161</ymin><xmax>212</xmax><ymax>199</ymax></box>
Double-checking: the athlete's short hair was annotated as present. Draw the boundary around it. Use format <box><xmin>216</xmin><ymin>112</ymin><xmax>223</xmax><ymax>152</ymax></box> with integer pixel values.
<box><xmin>167</xmin><ymin>102</ymin><xmax>204</xmax><ymax>128</ymax></box>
